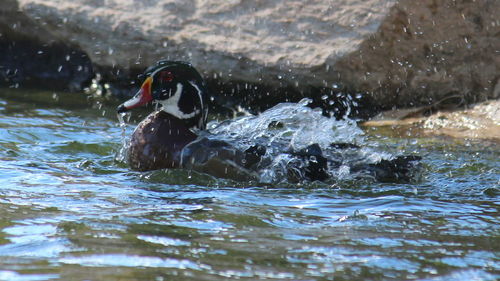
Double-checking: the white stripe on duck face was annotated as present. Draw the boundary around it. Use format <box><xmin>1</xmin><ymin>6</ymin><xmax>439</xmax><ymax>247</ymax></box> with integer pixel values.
<box><xmin>157</xmin><ymin>83</ymin><xmax>200</xmax><ymax>119</ymax></box>
<box><xmin>188</xmin><ymin>80</ymin><xmax>207</xmax><ymax>128</ymax></box>
<box><xmin>189</xmin><ymin>80</ymin><xmax>204</xmax><ymax>112</ymax></box>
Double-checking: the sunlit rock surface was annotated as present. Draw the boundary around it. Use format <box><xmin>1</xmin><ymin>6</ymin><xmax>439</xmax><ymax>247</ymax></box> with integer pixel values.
<box><xmin>364</xmin><ymin>99</ymin><xmax>500</xmax><ymax>141</ymax></box>
<box><xmin>1</xmin><ymin>0</ymin><xmax>499</xmax><ymax>113</ymax></box>
<box><xmin>14</xmin><ymin>0</ymin><xmax>395</xmax><ymax>87</ymax></box>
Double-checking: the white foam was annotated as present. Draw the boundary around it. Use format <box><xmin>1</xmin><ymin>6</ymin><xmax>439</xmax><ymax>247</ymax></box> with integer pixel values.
<box><xmin>206</xmin><ymin>98</ymin><xmax>386</xmax><ymax>182</ymax></box>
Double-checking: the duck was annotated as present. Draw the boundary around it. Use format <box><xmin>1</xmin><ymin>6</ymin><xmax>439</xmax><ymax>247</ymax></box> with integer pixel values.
<box><xmin>117</xmin><ymin>60</ymin><xmax>421</xmax><ymax>183</ymax></box>
<box><xmin>117</xmin><ymin>60</ymin><xmax>207</xmax><ymax>171</ymax></box>
<box><xmin>117</xmin><ymin>60</ymin><xmax>264</xmax><ymax>180</ymax></box>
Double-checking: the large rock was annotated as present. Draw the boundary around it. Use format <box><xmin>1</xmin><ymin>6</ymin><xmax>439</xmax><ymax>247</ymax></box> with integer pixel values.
<box><xmin>10</xmin><ymin>0</ymin><xmax>395</xmax><ymax>116</ymax></box>
<box><xmin>15</xmin><ymin>0</ymin><xmax>395</xmax><ymax>86</ymax></box>
<box><xmin>1</xmin><ymin>0</ymin><xmax>499</xmax><ymax>115</ymax></box>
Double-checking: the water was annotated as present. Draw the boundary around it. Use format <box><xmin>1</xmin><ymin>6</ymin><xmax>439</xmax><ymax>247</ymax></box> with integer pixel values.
<box><xmin>0</xmin><ymin>89</ymin><xmax>498</xmax><ymax>280</ymax></box>
<box><xmin>204</xmin><ymin>98</ymin><xmax>395</xmax><ymax>183</ymax></box>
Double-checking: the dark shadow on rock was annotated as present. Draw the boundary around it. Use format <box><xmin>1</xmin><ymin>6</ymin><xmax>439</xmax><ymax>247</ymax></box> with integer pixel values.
<box><xmin>0</xmin><ymin>29</ymin><xmax>94</xmax><ymax>92</ymax></box>
<box><xmin>205</xmin><ymin>79</ymin><xmax>379</xmax><ymax>120</ymax></box>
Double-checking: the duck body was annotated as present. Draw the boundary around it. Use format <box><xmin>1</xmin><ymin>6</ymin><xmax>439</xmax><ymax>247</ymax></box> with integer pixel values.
<box><xmin>128</xmin><ymin>111</ymin><xmax>197</xmax><ymax>171</ymax></box>
<box><xmin>128</xmin><ymin>110</ymin><xmax>262</xmax><ymax>180</ymax></box>
<box><xmin>117</xmin><ymin>60</ymin><xmax>421</xmax><ymax>183</ymax></box>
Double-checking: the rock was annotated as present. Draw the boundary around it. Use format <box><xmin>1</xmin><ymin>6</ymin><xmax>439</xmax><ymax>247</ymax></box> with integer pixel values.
<box><xmin>10</xmin><ymin>0</ymin><xmax>395</xmax><ymax>115</ymax></box>
<box><xmin>337</xmin><ymin>0</ymin><xmax>500</xmax><ymax>110</ymax></box>
<box><xmin>364</xmin><ymin>99</ymin><xmax>500</xmax><ymax>141</ymax></box>
<box><xmin>16</xmin><ymin>0</ymin><xmax>394</xmax><ymax>84</ymax></box>
<box><xmin>1</xmin><ymin>0</ymin><xmax>499</xmax><ymax>116</ymax></box>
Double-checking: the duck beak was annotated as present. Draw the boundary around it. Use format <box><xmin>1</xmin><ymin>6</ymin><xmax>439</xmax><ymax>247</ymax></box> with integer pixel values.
<box><xmin>117</xmin><ymin>77</ymin><xmax>153</xmax><ymax>113</ymax></box>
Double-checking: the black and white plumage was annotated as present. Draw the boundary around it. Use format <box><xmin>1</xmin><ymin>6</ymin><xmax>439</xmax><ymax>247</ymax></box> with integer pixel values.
<box><xmin>118</xmin><ymin>60</ymin><xmax>208</xmax><ymax>130</ymax></box>
<box><xmin>116</xmin><ymin>61</ymin><xmax>210</xmax><ymax>171</ymax></box>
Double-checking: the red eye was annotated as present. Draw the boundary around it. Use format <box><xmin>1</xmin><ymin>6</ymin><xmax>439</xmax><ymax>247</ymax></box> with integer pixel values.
<box><xmin>159</xmin><ymin>71</ymin><xmax>174</xmax><ymax>82</ymax></box>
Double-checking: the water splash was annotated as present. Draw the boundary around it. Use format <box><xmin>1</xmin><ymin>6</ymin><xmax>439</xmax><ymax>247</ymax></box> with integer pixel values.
<box><xmin>205</xmin><ymin>98</ymin><xmax>390</xmax><ymax>183</ymax></box>
<box><xmin>116</xmin><ymin>112</ymin><xmax>131</xmax><ymax>163</ymax></box>
<box><xmin>116</xmin><ymin>99</ymin><xmax>405</xmax><ymax>183</ymax></box>
<box><xmin>207</xmin><ymin>98</ymin><xmax>363</xmax><ymax>152</ymax></box>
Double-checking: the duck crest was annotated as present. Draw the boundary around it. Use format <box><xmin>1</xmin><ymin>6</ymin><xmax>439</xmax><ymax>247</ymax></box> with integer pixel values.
<box><xmin>118</xmin><ymin>60</ymin><xmax>208</xmax><ymax>130</ymax></box>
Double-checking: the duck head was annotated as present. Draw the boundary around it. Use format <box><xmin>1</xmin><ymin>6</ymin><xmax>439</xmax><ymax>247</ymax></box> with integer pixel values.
<box><xmin>117</xmin><ymin>60</ymin><xmax>208</xmax><ymax>130</ymax></box>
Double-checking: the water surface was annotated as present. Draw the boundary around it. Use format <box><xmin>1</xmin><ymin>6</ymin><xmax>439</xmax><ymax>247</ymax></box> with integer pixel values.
<box><xmin>0</xmin><ymin>89</ymin><xmax>498</xmax><ymax>280</ymax></box>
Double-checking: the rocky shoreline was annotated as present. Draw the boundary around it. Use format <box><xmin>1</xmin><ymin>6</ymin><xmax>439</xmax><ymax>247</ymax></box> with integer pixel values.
<box><xmin>0</xmin><ymin>0</ymin><xmax>499</xmax><ymax>119</ymax></box>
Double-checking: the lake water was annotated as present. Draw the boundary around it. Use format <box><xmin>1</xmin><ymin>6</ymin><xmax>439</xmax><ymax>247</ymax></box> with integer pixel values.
<box><xmin>0</xmin><ymin>88</ymin><xmax>498</xmax><ymax>280</ymax></box>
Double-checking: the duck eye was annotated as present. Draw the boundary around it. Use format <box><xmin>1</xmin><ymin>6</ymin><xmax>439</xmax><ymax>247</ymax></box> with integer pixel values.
<box><xmin>159</xmin><ymin>71</ymin><xmax>174</xmax><ymax>82</ymax></box>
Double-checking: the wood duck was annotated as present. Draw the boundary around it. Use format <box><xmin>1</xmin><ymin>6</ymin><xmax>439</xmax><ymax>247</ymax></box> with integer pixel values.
<box><xmin>117</xmin><ymin>61</ymin><xmax>206</xmax><ymax>171</ymax></box>
<box><xmin>117</xmin><ymin>60</ymin><xmax>420</xmax><ymax>183</ymax></box>
<box><xmin>117</xmin><ymin>60</ymin><xmax>261</xmax><ymax>180</ymax></box>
